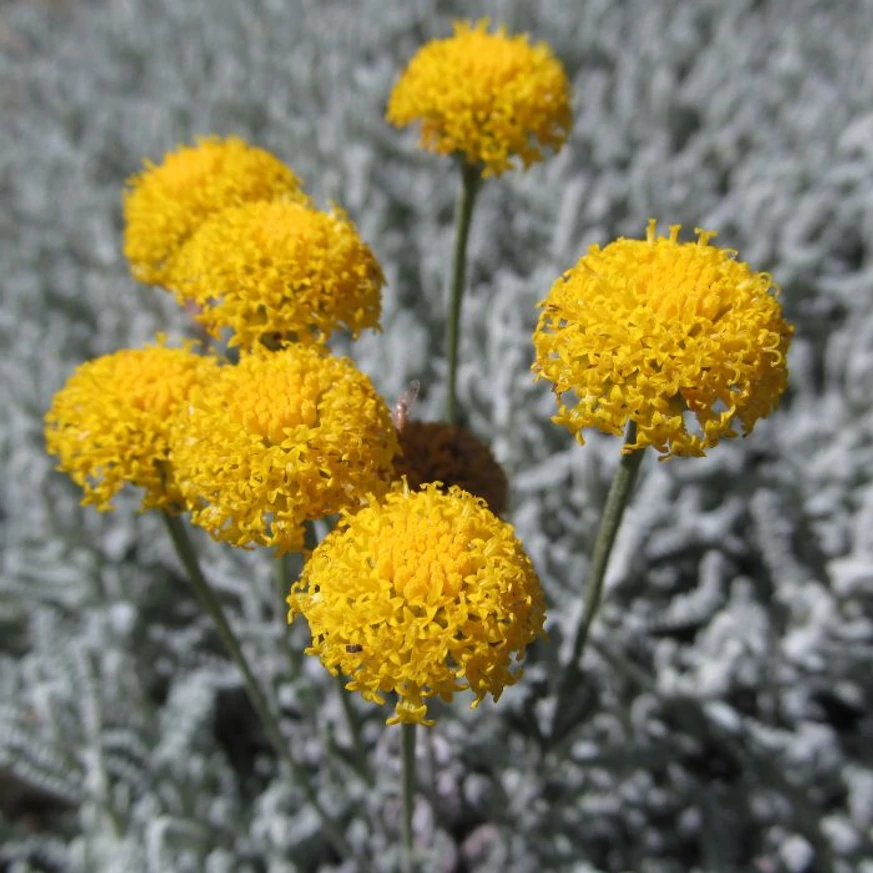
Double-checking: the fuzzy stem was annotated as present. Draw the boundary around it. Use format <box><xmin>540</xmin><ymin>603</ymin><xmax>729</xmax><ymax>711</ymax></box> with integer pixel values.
<box><xmin>401</xmin><ymin>723</ymin><xmax>417</xmax><ymax>873</ymax></box>
<box><xmin>161</xmin><ymin>511</ymin><xmax>353</xmax><ymax>861</ymax></box>
<box><xmin>335</xmin><ymin>674</ymin><xmax>374</xmax><ymax>785</ymax></box>
<box><xmin>550</xmin><ymin>422</ymin><xmax>645</xmax><ymax>742</ymax></box>
<box><xmin>445</xmin><ymin>160</ymin><xmax>482</xmax><ymax>425</ymax></box>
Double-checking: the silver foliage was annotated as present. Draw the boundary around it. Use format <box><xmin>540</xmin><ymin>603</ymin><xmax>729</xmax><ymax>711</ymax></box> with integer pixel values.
<box><xmin>2</xmin><ymin>0</ymin><xmax>872</xmax><ymax>870</ymax></box>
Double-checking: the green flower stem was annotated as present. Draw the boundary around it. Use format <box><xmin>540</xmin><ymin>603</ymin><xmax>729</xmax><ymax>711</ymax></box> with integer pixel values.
<box><xmin>550</xmin><ymin>422</ymin><xmax>645</xmax><ymax>742</ymax></box>
<box><xmin>161</xmin><ymin>512</ymin><xmax>353</xmax><ymax>862</ymax></box>
<box><xmin>401</xmin><ymin>722</ymin><xmax>417</xmax><ymax>873</ymax></box>
<box><xmin>445</xmin><ymin>160</ymin><xmax>482</xmax><ymax>425</ymax></box>
<box><xmin>334</xmin><ymin>674</ymin><xmax>374</xmax><ymax>785</ymax></box>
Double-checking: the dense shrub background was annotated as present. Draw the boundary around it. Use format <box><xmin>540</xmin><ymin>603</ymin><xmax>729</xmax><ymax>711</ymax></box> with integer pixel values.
<box><xmin>1</xmin><ymin>1</ymin><xmax>872</xmax><ymax>871</ymax></box>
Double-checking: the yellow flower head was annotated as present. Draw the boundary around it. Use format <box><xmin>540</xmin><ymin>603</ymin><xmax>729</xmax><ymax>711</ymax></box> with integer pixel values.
<box><xmin>288</xmin><ymin>482</ymin><xmax>545</xmax><ymax>726</ymax></box>
<box><xmin>44</xmin><ymin>341</ymin><xmax>217</xmax><ymax>511</ymax></box>
<box><xmin>386</xmin><ymin>20</ymin><xmax>572</xmax><ymax>177</ymax></box>
<box><xmin>170</xmin><ymin>345</ymin><xmax>398</xmax><ymax>553</ymax></box>
<box><xmin>123</xmin><ymin>137</ymin><xmax>307</xmax><ymax>286</ymax></box>
<box><xmin>167</xmin><ymin>200</ymin><xmax>384</xmax><ymax>349</ymax></box>
<box><xmin>396</xmin><ymin>421</ymin><xmax>509</xmax><ymax>515</ymax></box>
<box><xmin>533</xmin><ymin>221</ymin><xmax>794</xmax><ymax>458</ymax></box>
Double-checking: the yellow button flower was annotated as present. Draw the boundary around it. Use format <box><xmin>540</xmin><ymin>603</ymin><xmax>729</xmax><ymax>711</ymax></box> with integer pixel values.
<box><xmin>123</xmin><ymin>137</ymin><xmax>307</xmax><ymax>287</ymax></box>
<box><xmin>386</xmin><ymin>20</ymin><xmax>572</xmax><ymax>177</ymax></box>
<box><xmin>44</xmin><ymin>342</ymin><xmax>217</xmax><ymax>511</ymax></box>
<box><xmin>288</xmin><ymin>482</ymin><xmax>545</xmax><ymax>726</ymax></box>
<box><xmin>170</xmin><ymin>346</ymin><xmax>398</xmax><ymax>553</ymax></box>
<box><xmin>395</xmin><ymin>421</ymin><xmax>508</xmax><ymax>515</ymax></box>
<box><xmin>533</xmin><ymin>221</ymin><xmax>794</xmax><ymax>458</ymax></box>
<box><xmin>167</xmin><ymin>200</ymin><xmax>384</xmax><ymax>349</ymax></box>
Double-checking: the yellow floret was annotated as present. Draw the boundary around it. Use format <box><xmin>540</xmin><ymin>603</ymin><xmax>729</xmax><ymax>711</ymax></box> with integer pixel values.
<box><xmin>167</xmin><ymin>200</ymin><xmax>384</xmax><ymax>349</ymax></box>
<box><xmin>533</xmin><ymin>221</ymin><xmax>794</xmax><ymax>458</ymax></box>
<box><xmin>170</xmin><ymin>345</ymin><xmax>398</xmax><ymax>553</ymax></box>
<box><xmin>288</xmin><ymin>482</ymin><xmax>545</xmax><ymax>726</ymax></box>
<box><xmin>123</xmin><ymin>137</ymin><xmax>308</xmax><ymax>286</ymax></box>
<box><xmin>44</xmin><ymin>341</ymin><xmax>217</xmax><ymax>511</ymax></box>
<box><xmin>387</xmin><ymin>20</ymin><xmax>572</xmax><ymax>177</ymax></box>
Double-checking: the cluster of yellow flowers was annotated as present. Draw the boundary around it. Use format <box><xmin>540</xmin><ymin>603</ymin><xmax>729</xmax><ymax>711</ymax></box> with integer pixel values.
<box><xmin>44</xmin><ymin>19</ymin><xmax>793</xmax><ymax>728</ymax></box>
<box><xmin>47</xmin><ymin>139</ymin><xmax>398</xmax><ymax>545</ymax></box>
<box><xmin>123</xmin><ymin>136</ymin><xmax>307</xmax><ymax>288</ymax></box>
<box><xmin>124</xmin><ymin>137</ymin><xmax>383</xmax><ymax>350</ymax></box>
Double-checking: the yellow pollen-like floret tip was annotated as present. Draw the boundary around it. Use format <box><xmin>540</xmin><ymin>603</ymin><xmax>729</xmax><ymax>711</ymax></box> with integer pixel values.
<box><xmin>386</xmin><ymin>19</ymin><xmax>572</xmax><ymax>177</ymax></box>
<box><xmin>166</xmin><ymin>200</ymin><xmax>384</xmax><ymax>349</ymax></box>
<box><xmin>395</xmin><ymin>421</ymin><xmax>509</xmax><ymax>515</ymax></box>
<box><xmin>170</xmin><ymin>345</ymin><xmax>399</xmax><ymax>553</ymax></box>
<box><xmin>123</xmin><ymin>137</ymin><xmax>309</xmax><ymax>287</ymax></box>
<box><xmin>532</xmin><ymin>221</ymin><xmax>794</xmax><ymax>458</ymax></box>
<box><xmin>287</xmin><ymin>482</ymin><xmax>545</xmax><ymax>726</ymax></box>
<box><xmin>44</xmin><ymin>341</ymin><xmax>218</xmax><ymax>512</ymax></box>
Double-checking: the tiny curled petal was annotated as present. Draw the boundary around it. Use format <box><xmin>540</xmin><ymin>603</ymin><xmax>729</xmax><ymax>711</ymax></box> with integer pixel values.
<box><xmin>288</xmin><ymin>482</ymin><xmax>546</xmax><ymax>725</ymax></box>
<box><xmin>387</xmin><ymin>20</ymin><xmax>572</xmax><ymax>177</ymax></box>
<box><xmin>532</xmin><ymin>221</ymin><xmax>794</xmax><ymax>458</ymax></box>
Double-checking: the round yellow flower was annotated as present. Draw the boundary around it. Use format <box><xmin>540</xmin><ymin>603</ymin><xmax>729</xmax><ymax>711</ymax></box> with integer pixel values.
<box><xmin>170</xmin><ymin>346</ymin><xmax>398</xmax><ymax>553</ymax></box>
<box><xmin>44</xmin><ymin>342</ymin><xmax>217</xmax><ymax>511</ymax></box>
<box><xmin>395</xmin><ymin>421</ymin><xmax>509</xmax><ymax>515</ymax></box>
<box><xmin>386</xmin><ymin>20</ymin><xmax>572</xmax><ymax>177</ymax></box>
<box><xmin>288</xmin><ymin>482</ymin><xmax>545</xmax><ymax>726</ymax></box>
<box><xmin>123</xmin><ymin>137</ymin><xmax>307</xmax><ymax>287</ymax></box>
<box><xmin>167</xmin><ymin>200</ymin><xmax>384</xmax><ymax>349</ymax></box>
<box><xmin>533</xmin><ymin>221</ymin><xmax>794</xmax><ymax>458</ymax></box>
